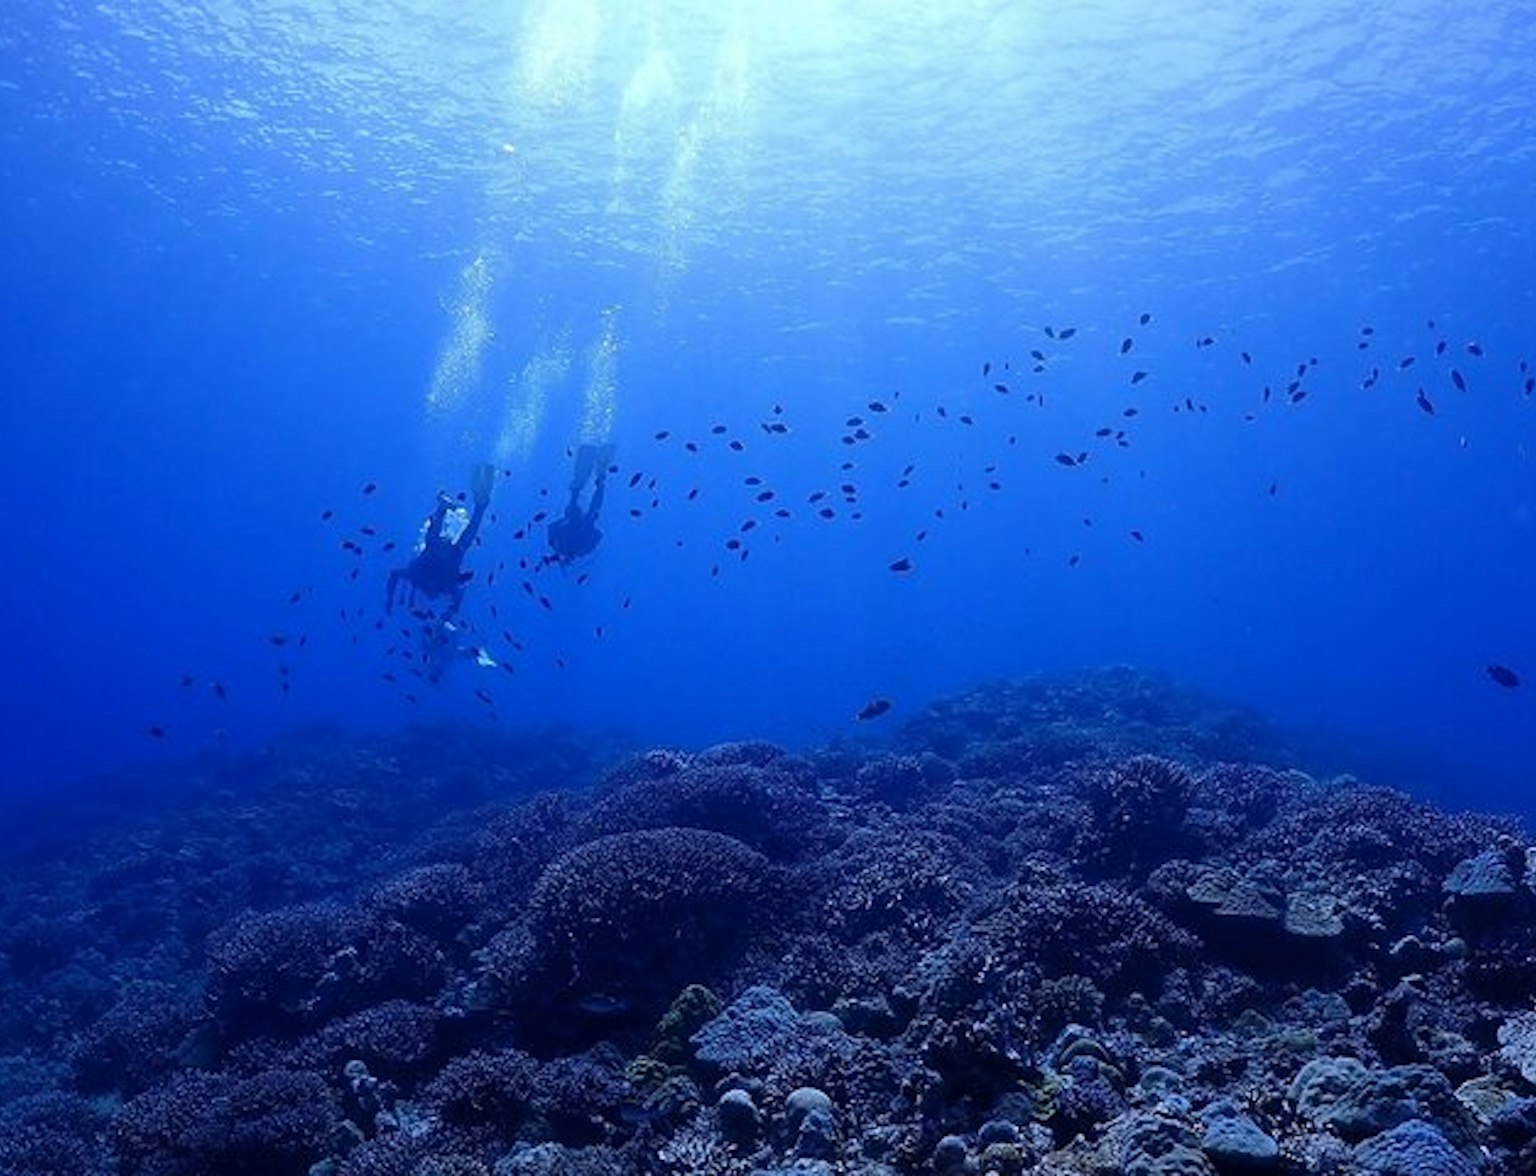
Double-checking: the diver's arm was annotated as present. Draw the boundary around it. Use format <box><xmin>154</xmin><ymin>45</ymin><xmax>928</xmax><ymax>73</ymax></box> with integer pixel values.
<box><xmin>458</xmin><ymin>499</ymin><xmax>489</xmax><ymax>552</ymax></box>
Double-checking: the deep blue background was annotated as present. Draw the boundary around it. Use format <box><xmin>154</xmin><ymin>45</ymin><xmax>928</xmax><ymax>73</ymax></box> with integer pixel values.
<box><xmin>1</xmin><ymin>1</ymin><xmax>1532</xmax><ymax>814</ymax></box>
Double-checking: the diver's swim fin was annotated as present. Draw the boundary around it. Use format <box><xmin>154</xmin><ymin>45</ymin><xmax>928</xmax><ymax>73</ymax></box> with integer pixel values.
<box><xmin>470</xmin><ymin>462</ymin><xmax>497</xmax><ymax>505</ymax></box>
<box><xmin>590</xmin><ymin>442</ymin><xmax>614</xmax><ymax>483</ymax></box>
<box><xmin>572</xmin><ymin>442</ymin><xmax>614</xmax><ymax>491</ymax></box>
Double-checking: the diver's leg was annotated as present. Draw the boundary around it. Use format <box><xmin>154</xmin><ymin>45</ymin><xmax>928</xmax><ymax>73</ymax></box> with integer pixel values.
<box><xmin>423</xmin><ymin>497</ymin><xmax>450</xmax><ymax>550</ymax></box>
<box><xmin>588</xmin><ymin>476</ymin><xmax>606</xmax><ymax>520</ymax></box>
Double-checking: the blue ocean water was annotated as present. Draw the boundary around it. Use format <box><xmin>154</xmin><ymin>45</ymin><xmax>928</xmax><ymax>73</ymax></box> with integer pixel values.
<box><xmin>1</xmin><ymin>0</ymin><xmax>1532</xmax><ymax>813</ymax></box>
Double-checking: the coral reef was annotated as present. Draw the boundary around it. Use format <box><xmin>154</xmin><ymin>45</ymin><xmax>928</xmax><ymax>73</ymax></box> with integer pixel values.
<box><xmin>1</xmin><ymin>670</ymin><xmax>1533</xmax><ymax>1174</ymax></box>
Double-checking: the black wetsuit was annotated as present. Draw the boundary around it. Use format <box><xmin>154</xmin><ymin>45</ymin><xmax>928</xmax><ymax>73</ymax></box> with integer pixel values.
<box><xmin>387</xmin><ymin>495</ymin><xmax>487</xmax><ymax>616</ymax></box>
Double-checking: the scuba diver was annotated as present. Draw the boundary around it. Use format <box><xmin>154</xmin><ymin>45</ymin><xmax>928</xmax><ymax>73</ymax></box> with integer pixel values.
<box><xmin>546</xmin><ymin>442</ymin><xmax>612</xmax><ymax>565</ymax></box>
<box><xmin>420</xmin><ymin>615</ymin><xmax>499</xmax><ymax>683</ymax></box>
<box><xmin>387</xmin><ymin>463</ymin><xmax>496</xmax><ymax>617</ymax></box>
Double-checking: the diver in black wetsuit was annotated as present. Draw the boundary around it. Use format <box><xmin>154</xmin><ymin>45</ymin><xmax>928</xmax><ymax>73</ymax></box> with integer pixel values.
<box><xmin>387</xmin><ymin>463</ymin><xmax>495</xmax><ymax>617</ymax></box>
<box><xmin>546</xmin><ymin>443</ymin><xmax>611</xmax><ymax>565</ymax></box>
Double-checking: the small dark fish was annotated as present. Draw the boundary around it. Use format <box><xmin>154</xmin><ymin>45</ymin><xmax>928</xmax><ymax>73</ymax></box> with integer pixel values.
<box><xmin>1131</xmin><ymin>371</ymin><xmax>1147</xmax><ymax>385</ymax></box>
<box><xmin>1030</xmin><ymin>349</ymin><xmax>1046</xmax><ymax>362</ymax></box>
<box><xmin>1399</xmin><ymin>356</ymin><xmax>1415</xmax><ymax>370</ymax></box>
<box><xmin>1067</xmin><ymin>554</ymin><xmax>1080</xmax><ymax>567</ymax></box>
<box><xmin>1139</xmin><ymin>312</ymin><xmax>1152</xmax><ymax>325</ymax></box>
<box><xmin>1119</xmin><ymin>337</ymin><xmax>1134</xmax><ymax>354</ymax></box>
<box><xmin>627</xmin><ymin>471</ymin><xmax>642</xmax><ymax>488</ymax></box>
<box><xmin>1466</xmin><ymin>342</ymin><xmax>1484</xmax><ymax>357</ymax></box>
<box><xmin>711</xmin><ymin>424</ymin><xmax>728</xmax><ymax>434</ymax></box>
<box><xmin>818</xmin><ymin>507</ymin><xmax>835</xmax><ymax>519</ymax></box>
<box><xmin>1123</xmin><ymin>407</ymin><xmax>1139</xmax><ymax>417</ymax></box>
<box><xmin>994</xmin><ymin>383</ymin><xmax>1010</xmax><ymax>394</ymax></box>
<box><xmin>268</xmin><ymin>635</ymin><xmax>288</xmax><ymax>646</ymax></box>
<box><xmin>320</xmin><ymin>509</ymin><xmax>334</xmax><ymax>521</ymax></box>
<box><xmin>1360</xmin><ymin>324</ymin><xmax>1375</xmax><ymax>335</ymax></box>
<box><xmin>1059</xmin><ymin>327</ymin><xmax>1077</xmax><ymax>340</ymax></box>
<box><xmin>959</xmin><ymin>415</ymin><xmax>974</xmax><ymax>425</ymax></box>
<box><xmin>982</xmin><ymin>361</ymin><xmax>992</xmax><ymax>376</ymax></box>
<box><xmin>1240</xmin><ymin>351</ymin><xmax>1252</xmax><ymax>365</ymax></box>
<box><xmin>1054</xmin><ymin>453</ymin><xmax>1078</xmax><ymax>467</ymax></box>
<box><xmin>1129</xmin><ymin>530</ymin><xmax>1144</xmax><ymax>542</ymax></box>
<box><xmin>1451</xmin><ymin>369</ymin><xmax>1467</xmax><ymax>392</ymax></box>
<box><xmin>179</xmin><ymin>674</ymin><xmax>194</xmax><ymax>688</ymax></box>
<box><xmin>888</xmin><ymin>557</ymin><xmax>913</xmax><ymax>573</ymax></box>
<box><xmin>362</xmin><ymin>482</ymin><xmax>377</xmax><ymax>495</ymax></box>
<box><xmin>654</xmin><ymin>430</ymin><xmax>670</xmax><ymax>440</ymax></box>
<box><xmin>1487</xmin><ymin>664</ymin><xmax>1521</xmax><ymax>689</ymax></box>
<box><xmin>856</xmin><ymin>697</ymin><xmax>892</xmax><ymax>721</ymax></box>
<box><xmin>868</xmin><ymin>400</ymin><xmax>889</xmax><ymax>413</ymax></box>
<box><xmin>147</xmin><ymin>725</ymin><xmax>167</xmax><ymax>738</ymax></box>
<box><xmin>1435</xmin><ymin>340</ymin><xmax>1447</xmax><ymax>356</ymax></box>
<box><xmin>755</xmin><ymin>490</ymin><xmax>775</xmax><ymax>503</ymax></box>
<box><xmin>687</xmin><ymin>487</ymin><xmax>700</xmax><ymax>501</ymax></box>
<box><xmin>1095</xmin><ymin>427</ymin><xmax>1113</xmax><ymax>437</ymax></box>
<box><xmin>685</xmin><ymin>441</ymin><xmax>699</xmax><ymax>453</ymax></box>
<box><xmin>729</xmin><ymin>440</ymin><xmax>744</xmax><ymax>451</ymax></box>
<box><xmin>1416</xmin><ymin>389</ymin><xmax>1436</xmax><ymax>415</ymax></box>
<box><xmin>1044</xmin><ymin>326</ymin><xmax>1057</xmax><ymax>338</ymax></box>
